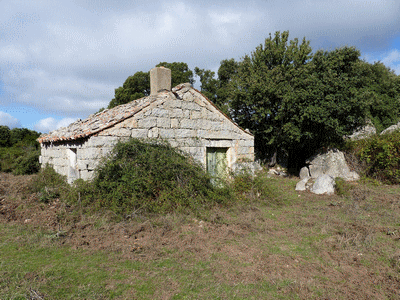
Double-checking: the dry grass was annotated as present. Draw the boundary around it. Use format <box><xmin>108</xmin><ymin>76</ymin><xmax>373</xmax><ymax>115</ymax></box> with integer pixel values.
<box><xmin>1</xmin><ymin>172</ymin><xmax>400</xmax><ymax>299</ymax></box>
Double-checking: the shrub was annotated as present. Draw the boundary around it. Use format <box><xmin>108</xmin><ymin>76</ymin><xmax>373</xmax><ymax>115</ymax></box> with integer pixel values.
<box><xmin>86</xmin><ymin>138</ymin><xmax>232</xmax><ymax>215</ymax></box>
<box><xmin>346</xmin><ymin>131</ymin><xmax>400</xmax><ymax>184</ymax></box>
<box><xmin>31</xmin><ymin>165</ymin><xmax>69</xmax><ymax>203</ymax></box>
<box><xmin>12</xmin><ymin>149</ymin><xmax>40</xmax><ymax>175</ymax></box>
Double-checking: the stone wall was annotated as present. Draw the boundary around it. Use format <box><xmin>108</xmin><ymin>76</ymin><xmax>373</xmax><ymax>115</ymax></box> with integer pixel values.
<box><xmin>40</xmin><ymin>84</ymin><xmax>254</xmax><ymax>183</ymax></box>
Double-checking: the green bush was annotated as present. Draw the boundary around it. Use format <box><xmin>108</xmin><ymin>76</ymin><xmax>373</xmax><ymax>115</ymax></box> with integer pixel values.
<box><xmin>31</xmin><ymin>165</ymin><xmax>69</xmax><ymax>203</ymax></box>
<box><xmin>12</xmin><ymin>149</ymin><xmax>40</xmax><ymax>175</ymax></box>
<box><xmin>346</xmin><ymin>131</ymin><xmax>400</xmax><ymax>184</ymax></box>
<box><xmin>81</xmin><ymin>138</ymin><xmax>233</xmax><ymax>215</ymax></box>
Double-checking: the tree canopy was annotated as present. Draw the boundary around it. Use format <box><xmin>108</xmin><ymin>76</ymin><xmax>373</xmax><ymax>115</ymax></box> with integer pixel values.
<box><xmin>227</xmin><ymin>31</ymin><xmax>400</xmax><ymax>170</ymax></box>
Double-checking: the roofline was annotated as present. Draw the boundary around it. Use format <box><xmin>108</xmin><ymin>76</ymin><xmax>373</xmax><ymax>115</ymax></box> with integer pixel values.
<box><xmin>38</xmin><ymin>85</ymin><xmax>253</xmax><ymax>144</ymax></box>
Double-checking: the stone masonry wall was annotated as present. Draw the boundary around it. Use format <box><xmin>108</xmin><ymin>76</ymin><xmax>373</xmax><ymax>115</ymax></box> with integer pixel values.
<box><xmin>40</xmin><ymin>84</ymin><xmax>254</xmax><ymax>183</ymax></box>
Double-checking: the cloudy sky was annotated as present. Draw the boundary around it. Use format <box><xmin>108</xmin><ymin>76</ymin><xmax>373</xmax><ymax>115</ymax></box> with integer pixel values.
<box><xmin>1</xmin><ymin>0</ymin><xmax>399</xmax><ymax>133</ymax></box>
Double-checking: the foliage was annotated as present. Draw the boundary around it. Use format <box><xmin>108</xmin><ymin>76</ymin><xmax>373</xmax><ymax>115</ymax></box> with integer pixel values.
<box><xmin>0</xmin><ymin>126</ymin><xmax>41</xmax><ymax>174</ymax></box>
<box><xmin>334</xmin><ymin>178</ymin><xmax>354</xmax><ymax>197</ymax></box>
<box><xmin>228</xmin><ymin>31</ymin><xmax>384</xmax><ymax>171</ymax></box>
<box><xmin>108</xmin><ymin>71</ymin><xmax>150</xmax><ymax>109</ymax></box>
<box><xmin>194</xmin><ymin>59</ymin><xmax>239</xmax><ymax>114</ymax></box>
<box><xmin>346</xmin><ymin>131</ymin><xmax>400</xmax><ymax>184</ymax></box>
<box><xmin>31</xmin><ymin>165</ymin><xmax>70</xmax><ymax>203</ymax></box>
<box><xmin>108</xmin><ymin>62</ymin><xmax>194</xmax><ymax>109</ymax></box>
<box><xmin>12</xmin><ymin>148</ymin><xmax>40</xmax><ymax>175</ymax></box>
<box><xmin>72</xmin><ymin>138</ymin><xmax>232</xmax><ymax>215</ymax></box>
<box><xmin>229</xmin><ymin>31</ymin><xmax>313</xmax><ymax>168</ymax></box>
<box><xmin>0</xmin><ymin>125</ymin><xmax>11</xmax><ymax>147</ymax></box>
<box><xmin>360</xmin><ymin>62</ymin><xmax>400</xmax><ymax>133</ymax></box>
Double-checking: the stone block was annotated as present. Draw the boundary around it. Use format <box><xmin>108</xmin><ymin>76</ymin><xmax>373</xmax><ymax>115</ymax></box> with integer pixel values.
<box><xmin>108</xmin><ymin>128</ymin><xmax>131</xmax><ymax>137</ymax></box>
<box><xmin>77</xmin><ymin>147</ymin><xmax>102</xmax><ymax>160</ymax></box>
<box><xmin>190</xmin><ymin>110</ymin><xmax>201</xmax><ymax>119</ymax></box>
<box><xmin>171</xmin><ymin>119</ymin><xmax>179</xmax><ymax>128</ymax></box>
<box><xmin>88</xmin><ymin>136</ymin><xmax>119</xmax><ymax>147</ymax></box>
<box><xmin>181</xmin><ymin>101</ymin><xmax>200</xmax><ymax>111</ymax></box>
<box><xmin>159</xmin><ymin>128</ymin><xmax>175</xmax><ymax>139</ymax></box>
<box><xmin>151</xmin><ymin>108</ymin><xmax>169</xmax><ymax>118</ymax></box>
<box><xmin>183</xmin><ymin>92</ymin><xmax>194</xmax><ymax>102</ymax></box>
<box><xmin>148</xmin><ymin>127</ymin><xmax>159</xmax><ymax>138</ymax></box>
<box><xmin>240</xmin><ymin>139</ymin><xmax>254</xmax><ymax>147</ymax></box>
<box><xmin>168</xmin><ymin>100</ymin><xmax>182</xmax><ymax>108</ymax></box>
<box><xmin>196</xmin><ymin>119</ymin><xmax>211</xmax><ymax>130</ymax></box>
<box><xmin>170</xmin><ymin>108</ymin><xmax>183</xmax><ymax>118</ymax></box>
<box><xmin>157</xmin><ymin>117</ymin><xmax>171</xmax><ymax>128</ymax></box>
<box><xmin>180</xmin><ymin>119</ymin><xmax>198</xmax><ymax>129</ymax></box>
<box><xmin>174</xmin><ymin>129</ymin><xmax>195</xmax><ymax>138</ymax></box>
<box><xmin>131</xmin><ymin>129</ymin><xmax>148</xmax><ymax>138</ymax></box>
<box><xmin>138</xmin><ymin>117</ymin><xmax>157</xmax><ymax>129</ymax></box>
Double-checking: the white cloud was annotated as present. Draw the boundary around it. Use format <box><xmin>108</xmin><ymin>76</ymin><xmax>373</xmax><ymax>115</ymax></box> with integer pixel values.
<box><xmin>381</xmin><ymin>49</ymin><xmax>400</xmax><ymax>65</ymax></box>
<box><xmin>34</xmin><ymin>117</ymin><xmax>77</xmax><ymax>133</ymax></box>
<box><xmin>0</xmin><ymin>111</ymin><xmax>21</xmax><ymax>128</ymax></box>
<box><xmin>0</xmin><ymin>0</ymin><xmax>400</xmax><ymax>123</ymax></box>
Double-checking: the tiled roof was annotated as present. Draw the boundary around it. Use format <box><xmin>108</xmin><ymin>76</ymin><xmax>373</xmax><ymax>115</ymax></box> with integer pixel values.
<box><xmin>37</xmin><ymin>94</ymin><xmax>157</xmax><ymax>143</ymax></box>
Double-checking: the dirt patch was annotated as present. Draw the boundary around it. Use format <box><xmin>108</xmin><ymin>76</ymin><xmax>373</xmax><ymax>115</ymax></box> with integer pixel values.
<box><xmin>1</xmin><ymin>172</ymin><xmax>400</xmax><ymax>299</ymax></box>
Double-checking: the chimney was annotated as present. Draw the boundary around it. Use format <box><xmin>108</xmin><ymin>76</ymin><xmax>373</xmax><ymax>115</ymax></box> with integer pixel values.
<box><xmin>150</xmin><ymin>66</ymin><xmax>171</xmax><ymax>95</ymax></box>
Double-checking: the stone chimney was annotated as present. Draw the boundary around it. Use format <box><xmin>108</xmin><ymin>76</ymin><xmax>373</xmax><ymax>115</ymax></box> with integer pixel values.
<box><xmin>150</xmin><ymin>66</ymin><xmax>171</xmax><ymax>95</ymax></box>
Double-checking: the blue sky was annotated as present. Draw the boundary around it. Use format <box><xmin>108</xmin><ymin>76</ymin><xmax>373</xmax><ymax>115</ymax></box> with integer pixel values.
<box><xmin>1</xmin><ymin>0</ymin><xmax>400</xmax><ymax>133</ymax></box>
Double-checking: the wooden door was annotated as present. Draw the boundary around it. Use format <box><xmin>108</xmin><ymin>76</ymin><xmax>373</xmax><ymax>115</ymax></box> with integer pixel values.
<box><xmin>206</xmin><ymin>147</ymin><xmax>228</xmax><ymax>178</ymax></box>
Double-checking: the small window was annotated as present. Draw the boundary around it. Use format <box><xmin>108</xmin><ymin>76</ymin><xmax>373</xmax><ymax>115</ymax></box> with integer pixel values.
<box><xmin>206</xmin><ymin>147</ymin><xmax>228</xmax><ymax>178</ymax></box>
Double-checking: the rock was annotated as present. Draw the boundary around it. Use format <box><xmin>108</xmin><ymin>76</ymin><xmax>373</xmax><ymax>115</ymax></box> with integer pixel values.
<box><xmin>306</xmin><ymin>148</ymin><xmax>359</xmax><ymax>181</ymax></box>
<box><xmin>348</xmin><ymin>123</ymin><xmax>376</xmax><ymax>141</ymax></box>
<box><xmin>295</xmin><ymin>177</ymin><xmax>310</xmax><ymax>191</ymax></box>
<box><xmin>268</xmin><ymin>166</ymin><xmax>288</xmax><ymax>177</ymax></box>
<box><xmin>299</xmin><ymin>166</ymin><xmax>310</xmax><ymax>180</ymax></box>
<box><xmin>380</xmin><ymin>121</ymin><xmax>400</xmax><ymax>135</ymax></box>
<box><xmin>310</xmin><ymin>174</ymin><xmax>335</xmax><ymax>195</ymax></box>
<box><xmin>268</xmin><ymin>168</ymin><xmax>279</xmax><ymax>176</ymax></box>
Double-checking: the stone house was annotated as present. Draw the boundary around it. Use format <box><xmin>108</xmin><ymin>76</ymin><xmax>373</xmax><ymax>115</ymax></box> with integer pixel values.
<box><xmin>38</xmin><ymin>67</ymin><xmax>255</xmax><ymax>183</ymax></box>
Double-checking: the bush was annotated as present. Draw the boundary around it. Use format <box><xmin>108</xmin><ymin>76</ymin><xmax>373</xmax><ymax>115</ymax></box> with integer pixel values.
<box><xmin>12</xmin><ymin>149</ymin><xmax>40</xmax><ymax>175</ymax></box>
<box><xmin>83</xmin><ymin>138</ymin><xmax>232</xmax><ymax>215</ymax></box>
<box><xmin>346</xmin><ymin>131</ymin><xmax>400</xmax><ymax>184</ymax></box>
<box><xmin>31</xmin><ymin>165</ymin><xmax>69</xmax><ymax>203</ymax></box>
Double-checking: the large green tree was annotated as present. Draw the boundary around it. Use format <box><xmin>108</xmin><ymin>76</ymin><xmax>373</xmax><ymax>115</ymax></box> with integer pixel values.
<box><xmin>108</xmin><ymin>62</ymin><xmax>194</xmax><ymax>109</ymax></box>
<box><xmin>229</xmin><ymin>31</ymin><xmax>372</xmax><ymax>170</ymax></box>
<box><xmin>194</xmin><ymin>59</ymin><xmax>239</xmax><ymax>114</ymax></box>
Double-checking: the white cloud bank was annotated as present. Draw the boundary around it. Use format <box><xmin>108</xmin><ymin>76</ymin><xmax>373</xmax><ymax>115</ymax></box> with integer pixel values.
<box><xmin>0</xmin><ymin>0</ymin><xmax>399</xmax><ymax>122</ymax></box>
<box><xmin>0</xmin><ymin>111</ymin><xmax>21</xmax><ymax>128</ymax></box>
<box><xmin>34</xmin><ymin>117</ymin><xmax>77</xmax><ymax>133</ymax></box>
